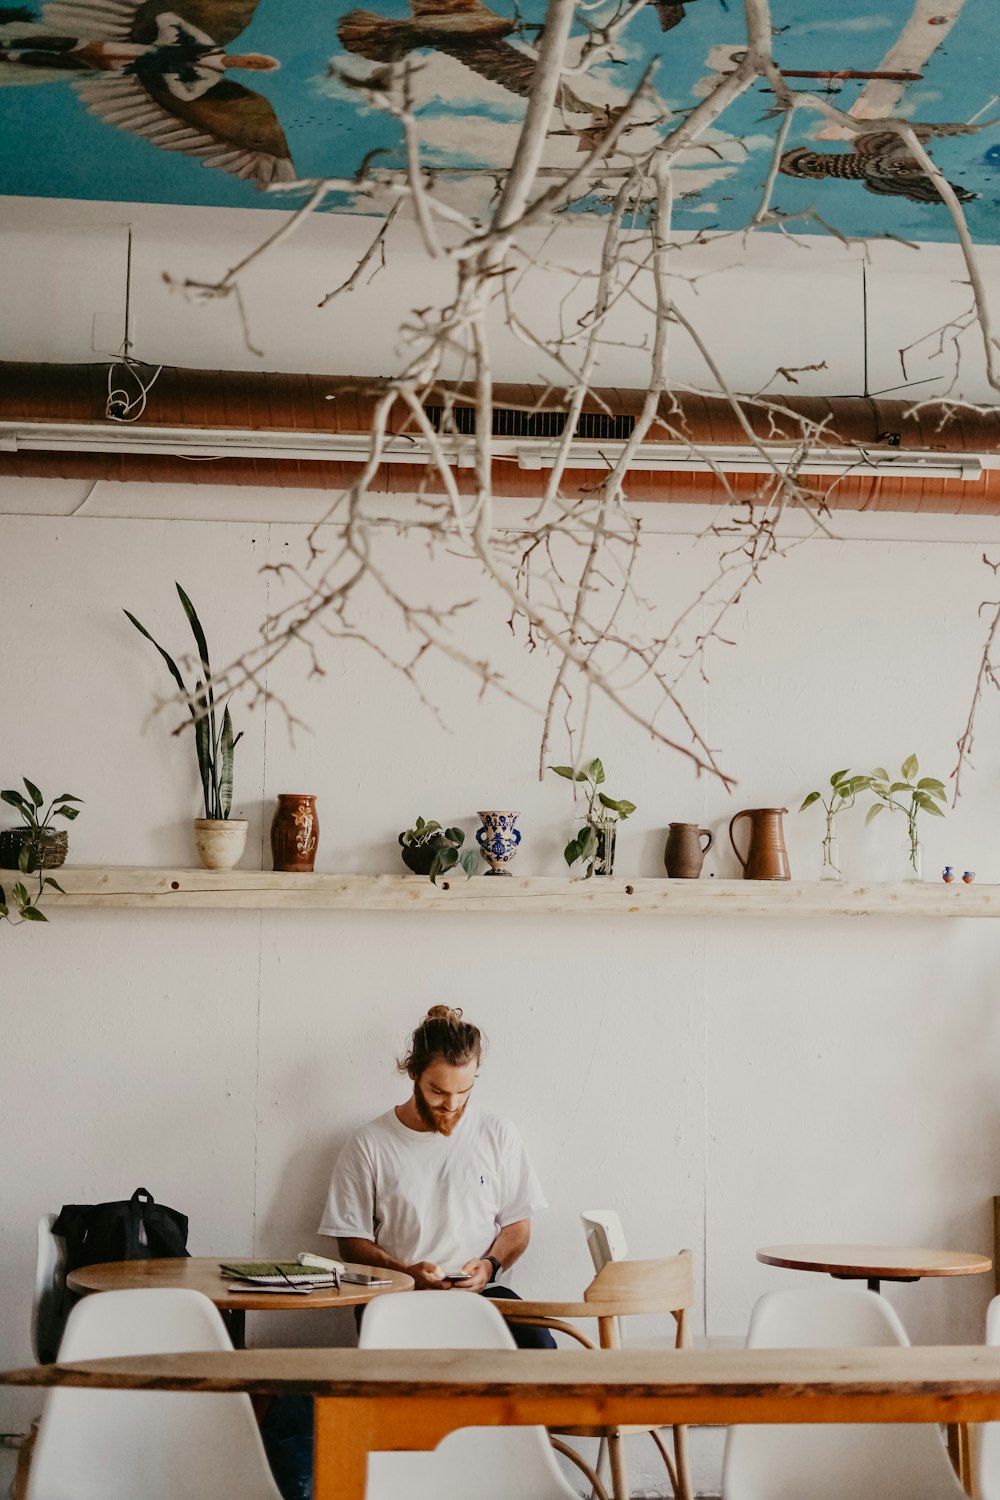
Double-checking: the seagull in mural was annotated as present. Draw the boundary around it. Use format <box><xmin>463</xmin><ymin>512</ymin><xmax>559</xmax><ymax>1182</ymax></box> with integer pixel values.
<box><xmin>337</xmin><ymin>0</ymin><xmax>602</xmax><ymax>114</ymax></box>
<box><xmin>779</xmin><ymin>126</ymin><xmax>978</xmax><ymax>206</ymax></box>
<box><xmin>0</xmin><ymin>0</ymin><xmax>295</xmax><ymax>187</ymax></box>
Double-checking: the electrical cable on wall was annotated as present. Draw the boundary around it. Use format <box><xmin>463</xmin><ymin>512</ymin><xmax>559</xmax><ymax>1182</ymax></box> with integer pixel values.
<box><xmin>104</xmin><ymin>224</ymin><xmax>163</xmax><ymax>423</ymax></box>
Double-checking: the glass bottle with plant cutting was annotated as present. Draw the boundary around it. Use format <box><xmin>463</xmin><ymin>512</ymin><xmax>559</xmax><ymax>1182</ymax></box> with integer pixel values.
<box><xmin>866</xmin><ymin>754</ymin><xmax>946</xmax><ymax>881</ymax></box>
<box><xmin>799</xmin><ymin>768</ymin><xmax>870</xmax><ymax>881</ymax></box>
<box><xmin>549</xmin><ymin>757</ymin><xmax>636</xmax><ymax>878</ymax></box>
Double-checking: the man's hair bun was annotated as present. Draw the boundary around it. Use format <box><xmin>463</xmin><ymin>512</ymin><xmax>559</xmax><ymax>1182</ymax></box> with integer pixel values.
<box><xmin>425</xmin><ymin>1004</ymin><xmax>463</xmax><ymax>1023</ymax></box>
<box><xmin>399</xmin><ymin>1006</ymin><xmax>483</xmax><ymax>1076</ymax></box>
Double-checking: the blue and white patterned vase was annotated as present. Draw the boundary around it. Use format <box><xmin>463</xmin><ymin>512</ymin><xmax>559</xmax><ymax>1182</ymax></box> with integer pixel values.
<box><xmin>475</xmin><ymin>810</ymin><xmax>521</xmax><ymax>876</ymax></box>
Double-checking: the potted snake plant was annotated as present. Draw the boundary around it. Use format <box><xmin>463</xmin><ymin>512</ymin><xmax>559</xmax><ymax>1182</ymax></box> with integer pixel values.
<box><xmin>125</xmin><ymin>584</ymin><xmax>246</xmax><ymax>870</ymax></box>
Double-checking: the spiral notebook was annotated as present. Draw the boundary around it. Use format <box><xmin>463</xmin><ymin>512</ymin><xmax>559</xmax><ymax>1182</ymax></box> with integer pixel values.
<box><xmin>219</xmin><ymin>1261</ymin><xmax>340</xmax><ymax>1287</ymax></box>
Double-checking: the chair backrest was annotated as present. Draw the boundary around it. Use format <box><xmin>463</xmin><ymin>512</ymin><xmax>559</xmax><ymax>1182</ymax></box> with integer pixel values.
<box><xmin>584</xmin><ymin>1254</ymin><xmax>694</xmax><ymax>1317</ymax></box>
<box><xmin>361</xmin><ymin>1287</ymin><xmax>518</xmax><ymax>1350</ymax></box>
<box><xmin>27</xmin><ymin>1290</ymin><xmax>282</xmax><ymax>1500</ymax></box>
<box><xmin>744</xmin><ymin>1285</ymin><xmax>911</xmax><ymax>1348</ymax></box>
<box><xmin>31</xmin><ymin>1214</ymin><xmax>67</xmax><ymax>1365</ymax></box>
<box><xmin>722</xmin><ymin>1288</ymin><xmax>966</xmax><ymax>1500</ymax></box>
<box><xmin>359</xmin><ymin>1292</ymin><xmax>577</xmax><ymax>1500</ymax></box>
<box><xmin>580</xmin><ymin>1209</ymin><xmax>628</xmax><ymax>1273</ymax></box>
<box><xmin>977</xmin><ymin>1294</ymin><xmax>1000</xmax><ymax>1500</ymax></box>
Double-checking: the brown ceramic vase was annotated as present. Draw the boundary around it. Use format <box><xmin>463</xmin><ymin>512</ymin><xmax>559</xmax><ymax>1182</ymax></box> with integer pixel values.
<box><xmin>270</xmin><ymin>794</ymin><xmax>319</xmax><ymax>873</ymax></box>
<box><xmin>729</xmin><ymin>807</ymin><xmax>790</xmax><ymax>880</ymax></box>
<box><xmin>664</xmin><ymin>823</ymin><xmax>714</xmax><ymax>878</ymax></box>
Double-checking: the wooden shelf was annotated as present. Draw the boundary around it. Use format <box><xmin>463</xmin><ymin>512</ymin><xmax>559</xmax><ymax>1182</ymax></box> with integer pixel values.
<box><xmin>8</xmin><ymin>867</ymin><xmax>1000</xmax><ymax>916</ymax></box>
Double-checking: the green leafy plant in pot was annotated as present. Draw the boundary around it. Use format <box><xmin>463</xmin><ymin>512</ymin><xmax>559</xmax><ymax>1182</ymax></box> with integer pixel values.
<box><xmin>125</xmin><ymin>584</ymin><xmax>247</xmax><ymax>871</ymax></box>
<box><xmin>399</xmin><ymin>818</ymin><xmax>479</xmax><ymax>884</ymax></box>
<box><xmin>549</xmin><ymin>757</ymin><xmax>636</xmax><ymax>878</ymax></box>
<box><xmin>0</xmin><ymin>779</ymin><xmax>81</xmax><ymax>925</ymax></box>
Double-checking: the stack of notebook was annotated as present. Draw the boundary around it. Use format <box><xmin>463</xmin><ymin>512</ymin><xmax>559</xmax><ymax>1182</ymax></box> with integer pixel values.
<box><xmin>220</xmin><ymin>1261</ymin><xmax>342</xmax><ymax>1294</ymax></box>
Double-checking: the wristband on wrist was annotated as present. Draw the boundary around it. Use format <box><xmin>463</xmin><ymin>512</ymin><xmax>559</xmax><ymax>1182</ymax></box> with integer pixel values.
<box><xmin>485</xmin><ymin>1254</ymin><xmax>502</xmax><ymax>1282</ymax></box>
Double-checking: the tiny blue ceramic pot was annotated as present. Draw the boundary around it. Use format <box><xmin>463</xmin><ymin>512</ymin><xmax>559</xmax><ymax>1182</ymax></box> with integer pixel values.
<box><xmin>476</xmin><ymin>811</ymin><xmax>521</xmax><ymax>876</ymax></box>
<box><xmin>942</xmin><ymin>866</ymin><xmax>955</xmax><ymax>882</ymax></box>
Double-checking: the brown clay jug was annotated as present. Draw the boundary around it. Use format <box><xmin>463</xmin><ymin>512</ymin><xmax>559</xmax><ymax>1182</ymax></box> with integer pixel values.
<box><xmin>664</xmin><ymin>823</ymin><xmax>714</xmax><ymax>879</ymax></box>
<box><xmin>729</xmin><ymin>807</ymin><xmax>790</xmax><ymax>880</ymax></box>
<box><xmin>270</xmin><ymin>794</ymin><xmax>319</xmax><ymax>873</ymax></box>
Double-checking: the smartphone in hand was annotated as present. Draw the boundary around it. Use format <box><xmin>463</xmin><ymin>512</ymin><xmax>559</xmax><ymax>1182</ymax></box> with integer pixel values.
<box><xmin>441</xmin><ymin>1268</ymin><xmax>472</xmax><ymax>1282</ymax></box>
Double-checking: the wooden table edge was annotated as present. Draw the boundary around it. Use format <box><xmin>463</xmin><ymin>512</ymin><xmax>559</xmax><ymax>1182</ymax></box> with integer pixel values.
<box><xmin>64</xmin><ymin>1258</ymin><xmax>414</xmax><ymax>1311</ymax></box>
<box><xmin>756</xmin><ymin>1249</ymin><xmax>993</xmax><ymax>1279</ymax></box>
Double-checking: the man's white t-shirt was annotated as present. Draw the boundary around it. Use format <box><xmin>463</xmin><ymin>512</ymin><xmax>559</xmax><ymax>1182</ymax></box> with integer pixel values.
<box><xmin>319</xmin><ymin>1105</ymin><xmax>546</xmax><ymax>1273</ymax></box>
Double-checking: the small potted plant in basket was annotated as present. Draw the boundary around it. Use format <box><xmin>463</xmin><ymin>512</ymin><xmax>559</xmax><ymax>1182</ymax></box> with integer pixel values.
<box><xmin>125</xmin><ymin>584</ymin><xmax>246</xmax><ymax>871</ymax></box>
<box><xmin>0</xmin><ymin>778</ymin><xmax>82</xmax><ymax>925</ymax></box>
<box><xmin>549</xmin><ymin>757</ymin><xmax>636</xmax><ymax>878</ymax></box>
<box><xmin>398</xmin><ymin>818</ymin><xmax>479</xmax><ymax>884</ymax></box>
<box><xmin>0</xmin><ymin>779</ymin><xmax>82</xmax><ymax>872</ymax></box>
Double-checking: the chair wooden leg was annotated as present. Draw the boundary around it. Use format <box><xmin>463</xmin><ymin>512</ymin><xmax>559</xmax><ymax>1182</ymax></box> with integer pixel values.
<box><xmin>594</xmin><ymin>1435</ymin><xmax>609</xmax><ymax>1500</ymax></box>
<box><xmin>548</xmin><ymin>1436</ymin><xmax>610</xmax><ymax>1500</ymax></box>
<box><xmin>947</xmin><ymin>1421</ymin><xmax>973</xmax><ymax>1495</ymax></box>
<box><xmin>12</xmin><ymin>1421</ymin><xmax>37</xmax><ymax>1500</ymax></box>
<box><xmin>673</xmin><ymin>1425</ymin><xmax>692</xmax><ymax>1500</ymax></box>
<box><xmin>648</xmin><ymin>1428</ymin><xmax>678</xmax><ymax>1494</ymax></box>
<box><xmin>608</xmin><ymin>1428</ymin><xmax>629</xmax><ymax>1500</ymax></box>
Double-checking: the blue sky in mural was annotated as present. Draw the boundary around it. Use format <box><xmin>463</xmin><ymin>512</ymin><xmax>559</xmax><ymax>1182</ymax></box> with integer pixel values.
<box><xmin>0</xmin><ymin>0</ymin><xmax>997</xmax><ymax>243</ymax></box>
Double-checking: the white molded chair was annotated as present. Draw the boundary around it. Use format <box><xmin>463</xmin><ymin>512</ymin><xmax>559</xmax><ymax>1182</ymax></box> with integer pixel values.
<box><xmin>721</xmin><ymin>1287</ymin><xmax>967</xmax><ymax>1500</ymax></box>
<box><xmin>976</xmin><ymin>1294</ymin><xmax>1000</xmax><ymax>1500</ymax></box>
<box><xmin>581</xmin><ymin>1210</ymin><xmax>629</xmax><ymax>1273</ymax></box>
<box><xmin>26</xmin><ymin>1289</ymin><xmax>282</xmax><ymax>1500</ymax></box>
<box><xmin>31</xmin><ymin>1214</ymin><xmax>67</xmax><ymax>1365</ymax></box>
<box><xmin>359</xmin><ymin>1289</ymin><xmax>583</xmax><ymax>1500</ymax></box>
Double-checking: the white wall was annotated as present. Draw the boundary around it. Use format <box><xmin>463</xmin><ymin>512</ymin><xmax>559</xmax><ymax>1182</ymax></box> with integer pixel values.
<box><xmin>4</xmin><ymin>489</ymin><xmax>1000</xmax><ymax>1494</ymax></box>
<box><xmin>4</xmin><ymin>197</ymin><xmax>1000</xmax><ymax>1495</ymax></box>
<box><xmin>3</xmin><ymin>194</ymin><xmax>1000</xmax><ymax>400</ymax></box>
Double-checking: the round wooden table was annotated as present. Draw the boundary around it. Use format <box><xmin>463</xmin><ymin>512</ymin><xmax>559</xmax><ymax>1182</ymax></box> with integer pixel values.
<box><xmin>757</xmin><ymin>1243</ymin><xmax>992</xmax><ymax>1295</ymax></box>
<box><xmin>66</xmin><ymin>1258</ymin><xmax>414</xmax><ymax>1346</ymax></box>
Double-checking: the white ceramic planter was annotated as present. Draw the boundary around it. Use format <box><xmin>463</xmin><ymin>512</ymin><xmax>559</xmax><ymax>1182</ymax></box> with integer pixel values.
<box><xmin>193</xmin><ymin>819</ymin><xmax>248</xmax><ymax>871</ymax></box>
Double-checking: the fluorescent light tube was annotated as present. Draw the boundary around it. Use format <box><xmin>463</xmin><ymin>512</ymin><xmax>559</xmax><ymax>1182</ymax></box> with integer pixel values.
<box><xmin>0</xmin><ymin>421</ymin><xmax>985</xmax><ymax>482</ymax></box>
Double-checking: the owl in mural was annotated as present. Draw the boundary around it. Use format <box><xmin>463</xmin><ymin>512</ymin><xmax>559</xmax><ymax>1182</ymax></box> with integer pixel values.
<box><xmin>780</xmin><ymin>126</ymin><xmax>978</xmax><ymax>207</ymax></box>
<box><xmin>337</xmin><ymin>0</ymin><xmax>601</xmax><ymax>115</ymax></box>
<box><xmin>0</xmin><ymin>0</ymin><xmax>295</xmax><ymax>187</ymax></box>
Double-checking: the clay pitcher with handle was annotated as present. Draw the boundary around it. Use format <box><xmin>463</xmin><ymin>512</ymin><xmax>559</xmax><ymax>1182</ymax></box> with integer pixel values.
<box><xmin>664</xmin><ymin>823</ymin><xmax>714</xmax><ymax>879</ymax></box>
<box><xmin>729</xmin><ymin>807</ymin><xmax>791</xmax><ymax>880</ymax></box>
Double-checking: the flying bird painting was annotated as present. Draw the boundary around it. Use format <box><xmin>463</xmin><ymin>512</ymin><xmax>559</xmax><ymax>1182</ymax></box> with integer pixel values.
<box><xmin>337</xmin><ymin>0</ymin><xmax>601</xmax><ymax>114</ymax></box>
<box><xmin>0</xmin><ymin>0</ymin><xmax>996</xmax><ymax>240</ymax></box>
<box><xmin>0</xmin><ymin>0</ymin><xmax>295</xmax><ymax>186</ymax></box>
<box><xmin>780</xmin><ymin>125</ymin><xmax>979</xmax><ymax>206</ymax></box>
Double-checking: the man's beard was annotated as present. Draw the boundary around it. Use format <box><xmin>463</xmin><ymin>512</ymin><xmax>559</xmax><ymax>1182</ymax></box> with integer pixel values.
<box><xmin>414</xmin><ymin>1084</ymin><xmax>468</xmax><ymax>1136</ymax></box>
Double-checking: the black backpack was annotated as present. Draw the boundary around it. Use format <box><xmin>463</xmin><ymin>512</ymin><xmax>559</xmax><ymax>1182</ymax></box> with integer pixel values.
<box><xmin>53</xmin><ymin>1186</ymin><xmax>190</xmax><ymax>1274</ymax></box>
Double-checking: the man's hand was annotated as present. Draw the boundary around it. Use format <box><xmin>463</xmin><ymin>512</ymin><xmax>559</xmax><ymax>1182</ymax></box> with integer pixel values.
<box><xmin>452</xmin><ymin>1258</ymin><xmax>492</xmax><ymax>1293</ymax></box>
<box><xmin>406</xmin><ymin>1260</ymin><xmax>451</xmax><ymax>1290</ymax></box>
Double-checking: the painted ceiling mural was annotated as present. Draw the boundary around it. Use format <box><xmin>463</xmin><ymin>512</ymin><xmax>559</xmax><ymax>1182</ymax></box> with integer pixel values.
<box><xmin>0</xmin><ymin>0</ymin><xmax>997</xmax><ymax>243</ymax></box>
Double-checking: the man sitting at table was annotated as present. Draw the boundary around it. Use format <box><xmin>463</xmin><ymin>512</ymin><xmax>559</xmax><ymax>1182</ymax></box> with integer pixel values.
<box><xmin>319</xmin><ymin>1003</ymin><xmax>555</xmax><ymax>1349</ymax></box>
<box><xmin>263</xmin><ymin>1005</ymin><xmax>554</xmax><ymax>1499</ymax></box>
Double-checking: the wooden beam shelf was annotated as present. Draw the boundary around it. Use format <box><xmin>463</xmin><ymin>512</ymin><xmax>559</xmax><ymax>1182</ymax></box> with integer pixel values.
<box><xmin>9</xmin><ymin>867</ymin><xmax>1000</xmax><ymax>916</ymax></box>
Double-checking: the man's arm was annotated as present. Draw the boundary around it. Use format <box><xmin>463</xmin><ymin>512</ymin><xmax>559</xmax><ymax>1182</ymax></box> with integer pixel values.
<box><xmin>458</xmin><ymin>1218</ymin><xmax>530</xmax><ymax>1292</ymax></box>
<box><xmin>338</xmin><ymin>1236</ymin><xmax>452</xmax><ymax>1290</ymax></box>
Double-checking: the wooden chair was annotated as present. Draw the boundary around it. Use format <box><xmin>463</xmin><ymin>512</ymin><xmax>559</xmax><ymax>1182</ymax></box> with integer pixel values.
<box><xmin>495</xmin><ymin>1252</ymin><xmax>694</xmax><ymax>1500</ymax></box>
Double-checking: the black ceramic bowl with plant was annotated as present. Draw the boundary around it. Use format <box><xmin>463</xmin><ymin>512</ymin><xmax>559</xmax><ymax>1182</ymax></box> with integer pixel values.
<box><xmin>398</xmin><ymin>818</ymin><xmax>478</xmax><ymax>883</ymax></box>
<box><xmin>0</xmin><ymin>779</ymin><xmax>83</xmax><ymax>870</ymax></box>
